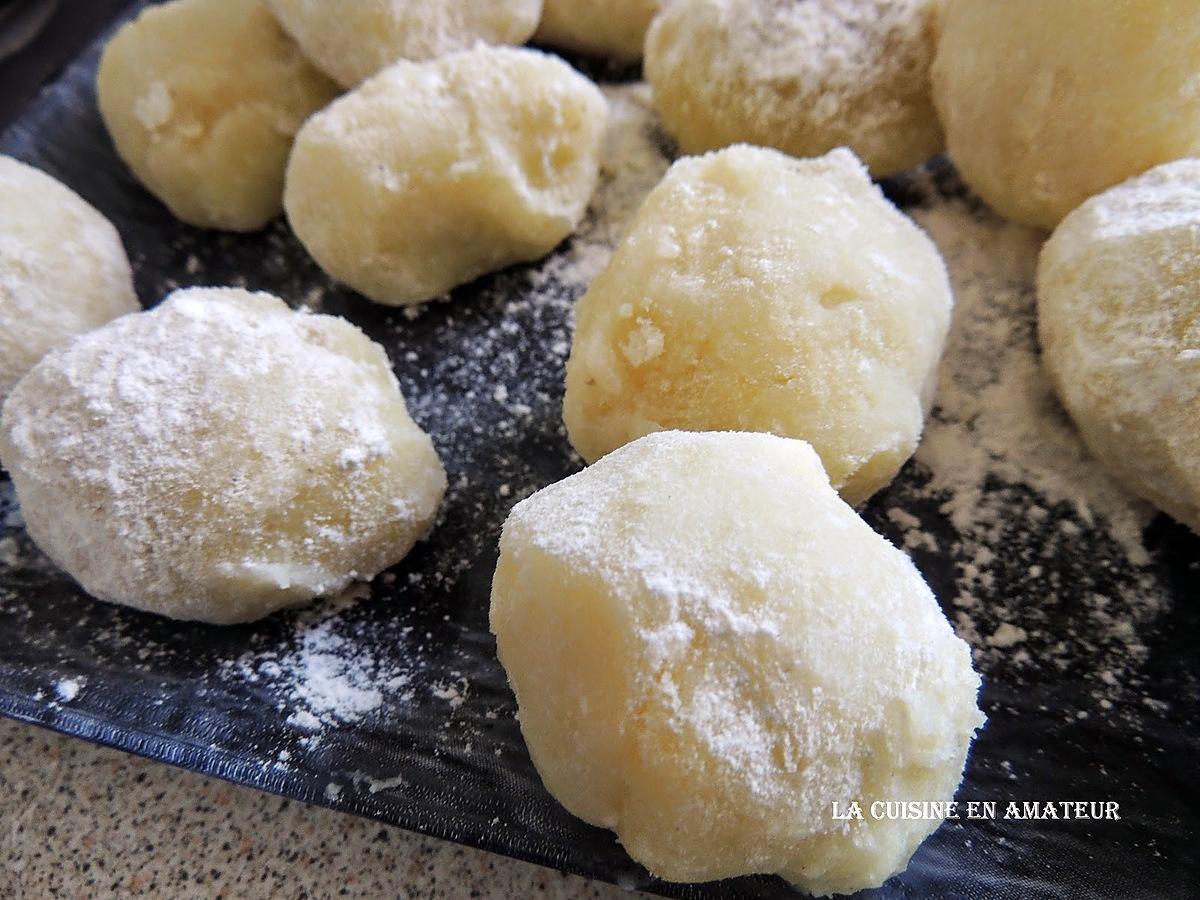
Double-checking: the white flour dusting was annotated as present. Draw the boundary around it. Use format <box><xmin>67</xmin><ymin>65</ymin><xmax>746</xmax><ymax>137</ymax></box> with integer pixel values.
<box><xmin>0</xmin><ymin>80</ymin><xmax>1183</xmax><ymax>741</ymax></box>
<box><xmin>224</xmin><ymin>584</ymin><xmax>416</xmax><ymax>731</ymax></box>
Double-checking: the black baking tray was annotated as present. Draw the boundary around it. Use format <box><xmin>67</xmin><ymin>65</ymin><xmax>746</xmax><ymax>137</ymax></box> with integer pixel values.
<box><xmin>1</xmin><ymin>4</ymin><xmax>1197</xmax><ymax>898</ymax></box>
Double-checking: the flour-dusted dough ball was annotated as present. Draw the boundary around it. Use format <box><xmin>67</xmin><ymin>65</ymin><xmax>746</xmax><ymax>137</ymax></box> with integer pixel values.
<box><xmin>285</xmin><ymin>46</ymin><xmax>607</xmax><ymax>307</ymax></box>
<box><xmin>96</xmin><ymin>0</ymin><xmax>339</xmax><ymax>232</ymax></box>
<box><xmin>0</xmin><ymin>157</ymin><xmax>139</xmax><ymax>405</ymax></box>
<box><xmin>564</xmin><ymin>146</ymin><xmax>952</xmax><ymax>505</ymax></box>
<box><xmin>491</xmin><ymin>431</ymin><xmax>984</xmax><ymax>895</ymax></box>
<box><xmin>265</xmin><ymin>0</ymin><xmax>544</xmax><ymax>88</ymax></box>
<box><xmin>535</xmin><ymin>0</ymin><xmax>661</xmax><ymax>62</ymax></box>
<box><xmin>933</xmin><ymin>0</ymin><xmax>1200</xmax><ymax>231</ymax></box>
<box><xmin>1038</xmin><ymin>160</ymin><xmax>1200</xmax><ymax>533</ymax></box>
<box><xmin>0</xmin><ymin>288</ymin><xmax>446</xmax><ymax>624</ymax></box>
<box><xmin>645</xmin><ymin>0</ymin><xmax>943</xmax><ymax>177</ymax></box>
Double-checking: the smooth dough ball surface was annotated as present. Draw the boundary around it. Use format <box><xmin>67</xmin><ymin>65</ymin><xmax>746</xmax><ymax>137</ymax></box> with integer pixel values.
<box><xmin>0</xmin><ymin>288</ymin><xmax>446</xmax><ymax>624</ymax></box>
<box><xmin>535</xmin><ymin>0</ymin><xmax>661</xmax><ymax>62</ymax></box>
<box><xmin>563</xmin><ymin>146</ymin><xmax>953</xmax><ymax>505</ymax></box>
<box><xmin>645</xmin><ymin>0</ymin><xmax>943</xmax><ymax>177</ymax></box>
<box><xmin>285</xmin><ymin>46</ymin><xmax>607</xmax><ymax>307</ymax></box>
<box><xmin>265</xmin><ymin>0</ymin><xmax>543</xmax><ymax>87</ymax></box>
<box><xmin>932</xmin><ymin>0</ymin><xmax>1200</xmax><ymax>230</ymax></box>
<box><xmin>491</xmin><ymin>431</ymin><xmax>984</xmax><ymax>896</ymax></box>
<box><xmin>0</xmin><ymin>157</ymin><xmax>139</xmax><ymax>404</ymax></box>
<box><xmin>96</xmin><ymin>0</ymin><xmax>339</xmax><ymax>232</ymax></box>
<box><xmin>1038</xmin><ymin>160</ymin><xmax>1200</xmax><ymax>533</ymax></box>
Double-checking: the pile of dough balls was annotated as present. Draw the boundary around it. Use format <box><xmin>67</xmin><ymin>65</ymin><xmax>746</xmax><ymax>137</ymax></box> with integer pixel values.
<box><xmin>0</xmin><ymin>156</ymin><xmax>139</xmax><ymax>404</ymax></box>
<box><xmin>933</xmin><ymin>0</ymin><xmax>1200</xmax><ymax>230</ymax></box>
<box><xmin>491</xmin><ymin>430</ymin><xmax>984</xmax><ymax>896</ymax></box>
<box><xmin>265</xmin><ymin>0</ymin><xmax>544</xmax><ymax>87</ymax></box>
<box><xmin>0</xmin><ymin>288</ymin><xmax>446</xmax><ymax>624</ymax></box>
<box><xmin>645</xmin><ymin>0</ymin><xmax>944</xmax><ymax>177</ymax></box>
<box><xmin>285</xmin><ymin>45</ymin><xmax>607</xmax><ymax>307</ymax></box>
<box><xmin>96</xmin><ymin>0</ymin><xmax>339</xmax><ymax>231</ymax></box>
<box><xmin>563</xmin><ymin>145</ymin><xmax>953</xmax><ymax>505</ymax></box>
<box><xmin>1038</xmin><ymin>159</ymin><xmax>1200</xmax><ymax>534</ymax></box>
<box><xmin>534</xmin><ymin>0</ymin><xmax>661</xmax><ymax>62</ymax></box>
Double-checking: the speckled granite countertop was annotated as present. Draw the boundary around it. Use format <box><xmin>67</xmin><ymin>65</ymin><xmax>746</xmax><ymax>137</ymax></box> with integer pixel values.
<box><xmin>0</xmin><ymin>717</ymin><xmax>643</xmax><ymax>899</ymax></box>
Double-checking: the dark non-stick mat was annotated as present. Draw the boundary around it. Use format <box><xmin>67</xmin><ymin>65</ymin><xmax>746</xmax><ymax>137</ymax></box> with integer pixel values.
<box><xmin>1</xmin><ymin>4</ymin><xmax>1197</xmax><ymax>898</ymax></box>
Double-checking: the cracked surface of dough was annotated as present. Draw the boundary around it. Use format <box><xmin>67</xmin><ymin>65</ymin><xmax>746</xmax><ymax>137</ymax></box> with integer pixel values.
<box><xmin>96</xmin><ymin>0</ymin><xmax>339</xmax><ymax>231</ymax></box>
<box><xmin>285</xmin><ymin>46</ymin><xmax>607</xmax><ymax>307</ymax></box>
<box><xmin>564</xmin><ymin>146</ymin><xmax>952</xmax><ymax>505</ymax></box>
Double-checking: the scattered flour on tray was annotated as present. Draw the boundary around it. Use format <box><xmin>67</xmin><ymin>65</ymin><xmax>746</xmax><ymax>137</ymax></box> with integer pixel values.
<box><xmin>223</xmin><ymin>584</ymin><xmax>415</xmax><ymax>732</ymax></box>
<box><xmin>0</xmin><ymin>82</ymin><xmax>1181</xmax><ymax>737</ymax></box>
<box><xmin>54</xmin><ymin>676</ymin><xmax>84</xmax><ymax>703</ymax></box>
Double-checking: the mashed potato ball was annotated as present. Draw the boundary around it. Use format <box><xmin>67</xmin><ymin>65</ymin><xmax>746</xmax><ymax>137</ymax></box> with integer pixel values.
<box><xmin>645</xmin><ymin>0</ymin><xmax>944</xmax><ymax>177</ymax></box>
<box><xmin>265</xmin><ymin>0</ymin><xmax>543</xmax><ymax>88</ymax></box>
<box><xmin>96</xmin><ymin>0</ymin><xmax>339</xmax><ymax>232</ymax></box>
<box><xmin>1038</xmin><ymin>160</ymin><xmax>1200</xmax><ymax>534</ymax></box>
<box><xmin>932</xmin><ymin>0</ymin><xmax>1200</xmax><ymax>230</ymax></box>
<box><xmin>563</xmin><ymin>145</ymin><xmax>953</xmax><ymax>505</ymax></box>
<box><xmin>534</xmin><ymin>0</ymin><xmax>661</xmax><ymax>62</ymax></box>
<box><xmin>0</xmin><ymin>288</ymin><xmax>446</xmax><ymax>624</ymax></box>
<box><xmin>491</xmin><ymin>430</ymin><xmax>984</xmax><ymax>896</ymax></box>
<box><xmin>0</xmin><ymin>156</ymin><xmax>139</xmax><ymax>405</ymax></box>
<box><xmin>285</xmin><ymin>45</ymin><xmax>607</xmax><ymax>307</ymax></box>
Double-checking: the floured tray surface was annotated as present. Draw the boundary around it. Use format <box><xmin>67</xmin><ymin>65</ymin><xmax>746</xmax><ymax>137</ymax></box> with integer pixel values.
<box><xmin>0</xmin><ymin>4</ymin><xmax>1197</xmax><ymax>897</ymax></box>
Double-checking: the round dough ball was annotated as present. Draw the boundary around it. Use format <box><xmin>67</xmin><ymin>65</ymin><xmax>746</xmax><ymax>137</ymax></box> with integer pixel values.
<box><xmin>285</xmin><ymin>46</ymin><xmax>607</xmax><ymax>307</ymax></box>
<box><xmin>96</xmin><ymin>0</ymin><xmax>339</xmax><ymax>232</ymax></box>
<box><xmin>1038</xmin><ymin>160</ymin><xmax>1200</xmax><ymax>533</ymax></box>
<box><xmin>534</xmin><ymin>0</ymin><xmax>661</xmax><ymax>62</ymax></box>
<box><xmin>0</xmin><ymin>156</ymin><xmax>139</xmax><ymax>405</ymax></box>
<box><xmin>265</xmin><ymin>0</ymin><xmax>544</xmax><ymax>88</ymax></box>
<box><xmin>491</xmin><ymin>430</ymin><xmax>984</xmax><ymax>895</ymax></box>
<box><xmin>645</xmin><ymin>0</ymin><xmax>943</xmax><ymax>177</ymax></box>
<box><xmin>0</xmin><ymin>288</ymin><xmax>446</xmax><ymax>624</ymax></box>
<box><xmin>563</xmin><ymin>146</ymin><xmax>953</xmax><ymax>505</ymax></box>
<box><xmin>932</xmin><ymin>0</ymin><xmax>1200</xmax><ymax>231</ymax></box>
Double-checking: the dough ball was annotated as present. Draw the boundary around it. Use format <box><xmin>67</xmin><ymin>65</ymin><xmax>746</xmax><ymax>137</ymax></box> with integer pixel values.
<box><xmin>265</xmin><ymin>0</ymin><xmax>544</xmax><ymax>88</ymax></box>
<box><xmin>1038</xmin><ymin>160</ymin><xmax>1200</xmax><ymax>533</ymax></box>
<box><xmin>0</xmin><ymin>288</ymin><xmax>446</xmax><ymax>624</ymax></box>
<box><xmin>563</xmin><ymin>146</ymin><xmax>953</xmax><ymax>505</ymax></box>
<box><xmin>534</xmin><ymin>0</ymin><xmax>661</xmax><ymax>62</ymax></box>
<box><xmin>932</xmin><ymin>0</ymin><xmax>1200</xmax><ymax>231</ymax></box>
<box><xmin>285</xmin><ymin>46</ymin><xmax>607</xmax><ymax>307</ymax></box>
<box><xmin>645</xmin><ymin>0</ymin><xmax>943</xmax><ymax>177</ymax></box>
<box><xmin>0</xmin><ymin>156</ymin><xmax>139</xmax><ymax>405</ymax></box>
<box><xmin>491</xmin><ymin>430</ymin><xmax>984</xmax><ymax>895</ymax></box>
<box><xmin>96</xmin><ymin>0</ymin><xmax>339</xmax><ymax>232</ymax></box>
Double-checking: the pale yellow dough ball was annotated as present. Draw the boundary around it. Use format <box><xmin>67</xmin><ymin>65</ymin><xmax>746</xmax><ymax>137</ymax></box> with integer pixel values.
<box><xmin>0</xmin><ymin>156</ymin><xmax>139</xmax><ymax>405</ymax></box>
<box><xmin>1038</xmin><ymin>160</ymin><xmax>1200</xmax><ymax>534</ymax></box>
<box><xmin>265</xmin><ymin>0</ymin><xmax>544</xmax><ymax>88</ymax></box>
<box><xmin>563</xmin><ymin>146</ymin><xmax>953</xmax><ymax>505</ymax></box>
<box><xmin>285</xmin><ymin>46</ymin><xmax>607</xmax><ymax>307</ymax></box>
<box><xmin>0</xmin><ymin>288</ymin><xmax>447</xmax><ymax>624</ymax></box>
<box><xmin>535</xmin><ymin>0</ymin><xmax>661</xmax><ymax>62</ymax></box>
<box><xmin>96</xmin><ymin>0</ymin><xmax>339</xmax><ymax>232</ymax></box>
<box><xmin>491</xmin><ymin>430</ymin><xmax>984</xmax><ymax>896</ymax></box>
<box><xmin>932</xmin><ymin>0</ymin><xmax>1200</xmax><ymax>230</ymax></box>
<box><xmin>645</xmin><ymin>0</ymin><xmax>944</xmax><ymax>177</ymax></box>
